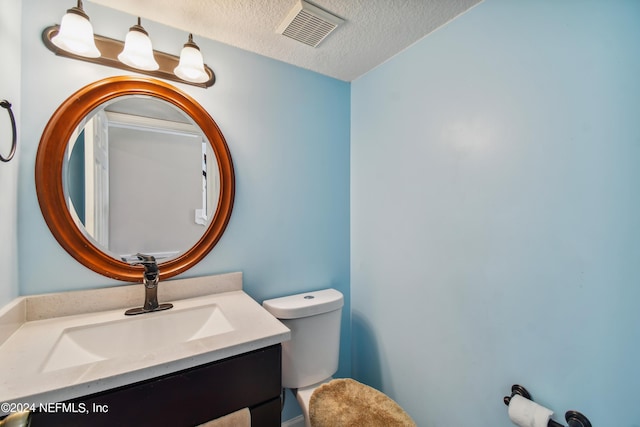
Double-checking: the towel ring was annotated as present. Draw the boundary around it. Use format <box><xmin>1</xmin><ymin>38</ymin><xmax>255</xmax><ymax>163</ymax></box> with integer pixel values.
<box><xmin>1</xmin><ymin>99</ymin><xmax>17</xmax><ymax>163</ymax></box>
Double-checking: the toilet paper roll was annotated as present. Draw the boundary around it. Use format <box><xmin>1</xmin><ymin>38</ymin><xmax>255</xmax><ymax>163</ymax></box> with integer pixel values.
<box><xmin>508</xmin><ymin>394</ymin><xmax>554</xmax><ymax>427</ymax></box>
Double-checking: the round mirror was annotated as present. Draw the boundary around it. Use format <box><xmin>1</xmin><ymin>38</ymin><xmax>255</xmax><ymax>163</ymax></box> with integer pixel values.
<box><xmin>36</xmin><ymin>76</ymin><xmax>234</xmax><ymax>282</ymax></box>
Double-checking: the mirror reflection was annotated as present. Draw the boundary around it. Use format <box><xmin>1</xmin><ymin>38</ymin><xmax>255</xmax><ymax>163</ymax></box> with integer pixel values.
<box><xmin>63</xmin><ymin>96</ymin><xmax>220</xmax><ymax>263</ymax></box>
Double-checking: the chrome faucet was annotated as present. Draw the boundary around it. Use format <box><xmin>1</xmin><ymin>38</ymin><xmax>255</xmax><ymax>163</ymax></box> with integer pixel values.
<box><xmin>125</xmin><ymin>253</ymin><xmax>173</xmax><ymax>315</ymax></box>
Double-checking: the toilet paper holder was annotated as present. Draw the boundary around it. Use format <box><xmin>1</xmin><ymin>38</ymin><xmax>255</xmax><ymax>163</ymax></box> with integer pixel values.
<box><xmin>503</xmin><ymin>384</ymin><xmax>592</xmax><ymax>427</ymax></box>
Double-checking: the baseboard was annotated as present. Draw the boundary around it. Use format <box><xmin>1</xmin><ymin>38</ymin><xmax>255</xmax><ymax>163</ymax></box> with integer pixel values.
<box><xmin>281</xmin><ymin>415</ymin><xmax>305</xmax><ymax>427</ymax></box>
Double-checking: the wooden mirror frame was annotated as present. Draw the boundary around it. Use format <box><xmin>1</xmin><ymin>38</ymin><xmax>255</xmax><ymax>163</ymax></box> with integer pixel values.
<box><xmin>35</xmin><ymin>76</ymin><xmax>234</xmax><ymax>282</ymax></box>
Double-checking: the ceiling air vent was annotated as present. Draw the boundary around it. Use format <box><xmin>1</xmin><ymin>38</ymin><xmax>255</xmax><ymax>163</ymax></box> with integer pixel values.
<box><xmin>277</xmin><ymin>1</ymin><xmax>344</xmax><ymax>48</ymax></box>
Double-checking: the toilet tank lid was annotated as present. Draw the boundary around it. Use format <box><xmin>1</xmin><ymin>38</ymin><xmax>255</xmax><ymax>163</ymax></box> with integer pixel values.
<box><xmin>262</xmin><ymin>288</ymin><xmax>344</xmax><ymax>319</ymax></box>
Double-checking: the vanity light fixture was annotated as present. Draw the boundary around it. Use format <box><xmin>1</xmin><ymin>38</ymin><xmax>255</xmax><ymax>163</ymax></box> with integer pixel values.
<box><xmin>51</xmin><ymin>0</ymin><xmax>100</xmax><ymax>58</ymax></box>
<box><xmin>117</xmin><ymin>17</ymin><xmax>159</xmax><ymax>71</ymax></box>
<box><xmin>174</xmin><ymin>34</ymin><xmax>209</xmax><ymax>84</ymax></box>
<box><xmin>42</xmin><ymin>12</ymin><xmax>215</xmax><ymax>88</ymax></box>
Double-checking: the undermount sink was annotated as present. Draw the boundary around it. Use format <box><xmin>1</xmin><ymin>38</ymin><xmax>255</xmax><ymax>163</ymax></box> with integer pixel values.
<box><xmin>42</xmin><ymin>303</ymin><xmax>234</xmax><ymax>372</ymax></box>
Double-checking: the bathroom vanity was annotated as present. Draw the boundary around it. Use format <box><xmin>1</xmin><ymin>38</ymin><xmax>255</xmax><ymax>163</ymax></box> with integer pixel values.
<box><xmin>29</xmin><ymin>345</ymin><xmax>282</xmax><ymax>426</ymax></box>
<box><xmin>0</xmin><ymin>273</ymin><xmax>290</xmax><ymax>427</ymax></box>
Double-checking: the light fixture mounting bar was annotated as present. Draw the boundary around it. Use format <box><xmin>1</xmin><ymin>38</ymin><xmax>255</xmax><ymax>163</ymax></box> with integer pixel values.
<box><xmin>42</xmin><ymin>25</ymin><xmax>215</xmax><ymax>88</ymax></box>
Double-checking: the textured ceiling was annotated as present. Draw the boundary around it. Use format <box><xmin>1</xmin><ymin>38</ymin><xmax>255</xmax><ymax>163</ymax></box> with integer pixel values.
<box><xmin>89</xmin><ymin>0</ymin><xmax>482</xmax><ymax>82</ymax></box>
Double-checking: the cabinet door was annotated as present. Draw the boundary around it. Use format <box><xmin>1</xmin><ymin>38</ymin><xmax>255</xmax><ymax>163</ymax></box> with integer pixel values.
<box><xmin>29</xmin><ymin>345</ymin><xmax>282</xmax><ymax>427</ymax></box>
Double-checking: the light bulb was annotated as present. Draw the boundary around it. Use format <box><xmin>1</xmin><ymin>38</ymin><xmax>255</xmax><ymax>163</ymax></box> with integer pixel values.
<box><xmin>174</xmin><ymin>34</ymin><xmax>209</xmax><ymax>83</ymax></box>
<box><xmin>117</xmin><ymin>18</ymin><xmax>159</xmax><ymax>71</ymax></box>
<box><xmin>51</xmin><ymin>1</ymin><xmax>100</xmax><ymax>58</ymax></box>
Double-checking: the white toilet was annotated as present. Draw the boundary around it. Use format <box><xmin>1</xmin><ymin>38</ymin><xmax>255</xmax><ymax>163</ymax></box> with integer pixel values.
<box><xmin>263</xmin><ymin>288</ymin><xmax>344</xmax><ymax>427</ymax></box>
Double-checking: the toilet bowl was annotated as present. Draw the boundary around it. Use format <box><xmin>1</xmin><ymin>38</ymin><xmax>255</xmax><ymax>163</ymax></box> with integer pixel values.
<box><xmin>263</xmin><ymin>289</ymin><xmax>415</xmax><ymax>427</ymax></box>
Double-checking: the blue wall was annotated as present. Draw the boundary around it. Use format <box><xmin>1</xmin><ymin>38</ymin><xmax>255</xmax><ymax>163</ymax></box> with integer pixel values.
<box><xmin>15</xmin><ymin>1</ymin><xmax>350</xmax><ymax>419</ymax></box>
<box><xmin>0</xmin><ymin>0</ymin><xmax>21</xmax><ymax>308</ymax></box>
<box><xmin>351</xmin><ymin>0</ymin><xmax>640</xmax><ymax>425</ymax></box>
<box><xmin>9</xmin><ymin>0</ymin><xmax>640</xmax><ymax>425</ymax></box>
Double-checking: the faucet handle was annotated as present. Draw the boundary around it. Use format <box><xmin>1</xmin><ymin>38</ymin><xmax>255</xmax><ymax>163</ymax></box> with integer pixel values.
<box><xmin>132</xmin><ymin>253</ymin><xmax>159</xmax><ymax>280</ymax></box>
<box><xmin>135</xmin><ymin>253</ymin><xmax>157</xmax><ymax>264</ymax></box>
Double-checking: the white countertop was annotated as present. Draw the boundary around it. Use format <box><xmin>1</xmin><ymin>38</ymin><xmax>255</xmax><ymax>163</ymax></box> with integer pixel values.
<box><xmin>0</xmin><ymin>273</ymin><xmax>290</xmax><ymax>414</ymax></box>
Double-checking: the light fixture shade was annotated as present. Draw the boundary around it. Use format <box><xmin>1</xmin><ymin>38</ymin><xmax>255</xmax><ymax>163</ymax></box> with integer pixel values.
<box><xmin>51</xmin><ymin>4</ymin><xmax>100</xmax><ymax>58</ymax></box>
<box><xmin>117</xmin><ymin>18</ymin><xmax>159</xmax><ymax>71</ymax></box>
<box><xmin>174</xmin><ymin>34</ymin><xmax>209</xmax><ymax>83</ymax></box>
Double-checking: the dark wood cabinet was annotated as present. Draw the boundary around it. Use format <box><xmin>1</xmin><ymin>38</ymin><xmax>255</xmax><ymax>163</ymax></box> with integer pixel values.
<box><xmin>29</xmin><ymin>344</ymin><xmax>282</xmax><ymax>427</ymax></box>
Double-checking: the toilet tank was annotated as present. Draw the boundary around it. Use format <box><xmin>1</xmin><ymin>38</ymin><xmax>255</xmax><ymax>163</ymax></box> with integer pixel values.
<box><xmin>263</xmin><ymin>289</ymin><xmax>343</xmax><ymax>389</ymax></box>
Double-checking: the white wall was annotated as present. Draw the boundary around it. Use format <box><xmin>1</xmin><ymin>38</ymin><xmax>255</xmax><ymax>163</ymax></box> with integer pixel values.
<box><xmin>108</xmin><ymin>127</ymin><xmax>203</xmax><ymax>257</ymax></box>
<box><xmin>0</xmin><ymin>0</ymin><xmax>21</xmax><ymax>306</ymax></box>
<box><xmin>351</xmin><ymin>0</ymin><xmax>640</xmax><ymax>425</ymax></box>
